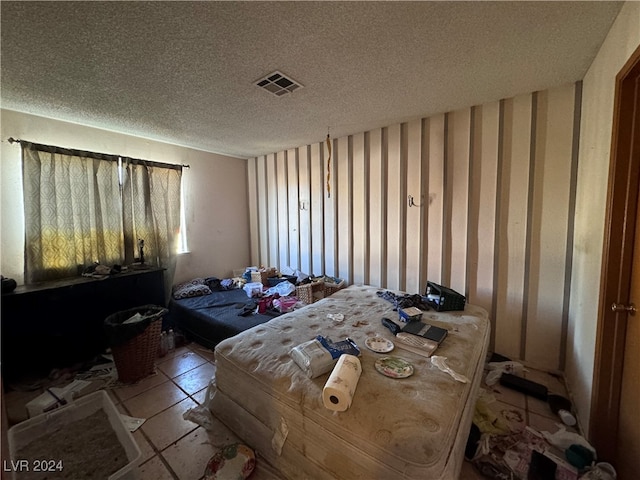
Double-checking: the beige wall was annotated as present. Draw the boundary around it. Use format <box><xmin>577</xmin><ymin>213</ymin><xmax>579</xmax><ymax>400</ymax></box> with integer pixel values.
<box><xmin>566</xmin><ymin>1</ymin><xmax>640</xmax><ymax>436</ymax></box>
<box><xmin>245</xmin><ymin>5</ymin><xmax>640</xmax><ymax>435</ymax></box>
<box><xmin>0</xmin><ymin>109</ymin><xmax>251</xmax><ymax>286</ymax></box>
<box><xmin>248</xmin><ymin>83</ymin><xmax>580</xmax><ymax>373</ymax></box>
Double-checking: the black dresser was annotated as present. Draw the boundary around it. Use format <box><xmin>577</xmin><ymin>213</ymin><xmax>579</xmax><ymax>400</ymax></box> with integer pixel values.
<box><xmin>1</xmin><ymin>267</ymin><xmax>165</xmax><ymax>382</ymax></box>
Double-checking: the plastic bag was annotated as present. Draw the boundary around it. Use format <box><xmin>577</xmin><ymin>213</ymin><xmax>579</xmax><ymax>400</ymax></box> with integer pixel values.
<box><xmin>485</xmin><ymin>361</ymin><xmax>524</xmax><ymax>386</ymax></box>
<box><xmin>581</xmin><ymin>462</ymin><xmax>617</xmax><ymax>480</ymax></box>
<box><xmin>265</xmin><ymin>281</ymin><xmax>296</xmax><ymax>297</ymax></box>
<box><xmin>541</xmin><ymin>425</ymin><xmax>596</xmax><ymax>456</ymax></box>
<box><xmin>183</xmin><ymin>378</ymin><xmax>217</xmax><ymax>430</ymax></box>
<box><xmin>273</xmin><ymin>296</ymin><xmax>298</xmax><ymax>313</ymax></box>
<box><xmin>104</xmin><ymin>305</ymin><xmax>166</xmax><ymax>346</ymax></box>
<box><xmin>290</xmin><ymin>338</ymin><xmax>336</xmax><ymax>378</ymax></box>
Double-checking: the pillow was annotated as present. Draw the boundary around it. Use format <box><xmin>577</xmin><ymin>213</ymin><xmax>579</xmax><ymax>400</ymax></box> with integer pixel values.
<box><xmin>204</xmin><ymin>276</ymin><xmax>223</xmax><ymax>291</ymax></box>
<box><xmin>174</xmin><ymin>277</ymin><xmax>205</xmax><ymax>290</ymax></box>
<box><xmin>172</xmin><ymin>278</ymin><xmax>212</xmax><ymax>299</ymax></box>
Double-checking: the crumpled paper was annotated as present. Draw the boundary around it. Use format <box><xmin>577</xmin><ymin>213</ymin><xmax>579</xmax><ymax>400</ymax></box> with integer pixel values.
<box><xmin>431</xmin><ymin>356</ymin><xmax>469</xmax><ymax>383</ymax></box>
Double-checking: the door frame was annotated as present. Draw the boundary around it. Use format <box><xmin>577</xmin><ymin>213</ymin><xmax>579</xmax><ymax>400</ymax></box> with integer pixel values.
<box><xmin>590</xmin><ymin>43</ymin><xmax>640</xmax><ymax>462</ymax></box>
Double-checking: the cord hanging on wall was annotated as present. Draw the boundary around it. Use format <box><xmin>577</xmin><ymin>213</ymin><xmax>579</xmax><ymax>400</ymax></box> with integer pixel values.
<box><xmin>326</xmin><ymin>129</ymin><xmax>332</xmax><ymax>198</ymax></box>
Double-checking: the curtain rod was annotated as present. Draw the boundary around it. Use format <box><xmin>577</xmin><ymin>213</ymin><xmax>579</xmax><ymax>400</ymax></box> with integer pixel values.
<box><xmin>7</xmin><ymin>137</ymin><xmax>190</xmax><ymax>170</ymax></box>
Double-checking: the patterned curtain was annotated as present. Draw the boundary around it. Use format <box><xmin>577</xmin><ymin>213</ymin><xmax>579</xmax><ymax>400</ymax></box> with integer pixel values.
<box><xmin>22</xmin><ymin>145</ymin><xmax>124</xmax><ymax>283</ymax></box>
<box><xmin>122</xmin><ymin>160</ymin><xmax>182</xmax><ymax>297</ymax></box>
<box><xmin>22</xmin><ymin>144</ymin><xmax>182</xmax><ymax>298</ymax></box>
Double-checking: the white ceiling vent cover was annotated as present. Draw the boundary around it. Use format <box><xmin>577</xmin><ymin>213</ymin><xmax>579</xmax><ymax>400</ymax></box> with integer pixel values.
<box><xmin>255</xmin><ymin>71</ymin><xmax>303</xmax><ymax>96</ymax></box>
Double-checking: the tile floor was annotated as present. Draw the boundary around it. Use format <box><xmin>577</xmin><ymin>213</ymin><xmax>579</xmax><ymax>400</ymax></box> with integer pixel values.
<box><xmin>460</xmin><ymin>363</ymin><xmax>580</xmax><ymax>479</ymax></box>
<box><xmin>110</xmin><ymin>344</ymin><xmax>226</xmax><ymax>480</ymax></box>
<box><xmin>3</xmin><ymin>343</ymin><xmax>578</xmax><ymax>480</ymax></box>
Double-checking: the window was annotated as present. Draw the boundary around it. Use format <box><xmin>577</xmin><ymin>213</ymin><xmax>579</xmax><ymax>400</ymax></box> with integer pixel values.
<box><xmin>20</xmin><ymin>142</ymin><xmax>183</xmax><ymax>284</ymax></box>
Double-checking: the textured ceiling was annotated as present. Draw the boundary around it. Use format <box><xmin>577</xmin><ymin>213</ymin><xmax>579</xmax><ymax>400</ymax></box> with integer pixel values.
<box><xmin>0</xmin><ymin>1</ymin><xmax>623</xmax><ymax>159</ymax></box>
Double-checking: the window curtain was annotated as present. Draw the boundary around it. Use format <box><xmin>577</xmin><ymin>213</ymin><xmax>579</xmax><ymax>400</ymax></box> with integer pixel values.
<box><xmin>22</xmin><ymin>143</ymin><xmax>183</xmax><ymax>301</ymax></box>
<box><xmin>122</xmin><ymin>160</ymin><xmax>182</xmax><ymax>298</ymax></box>
<box><xmin>22</xmin><ymin>145</ymin><xmax>124</xmax><ymax>283</ymax></box>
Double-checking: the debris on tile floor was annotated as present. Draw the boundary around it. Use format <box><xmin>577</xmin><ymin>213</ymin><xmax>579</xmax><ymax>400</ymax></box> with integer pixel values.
<box><xmin>464</xmin><ymin>353</ymin><xmax>617</xmax><ymax>480</ymax></box>
<box><xmin>4</xmin><ymin>344</ymin><xmax>618</xmax><ymax>480</ymax></box>
<box><xmin>3</xmin><ymin>355</ymin><xmax>117</xmax><ymax>425</ymax></box>
<box><xmin>2</xmin><ymin>342</ymin><xmax>228</xmax><ymax>480</ymax></box>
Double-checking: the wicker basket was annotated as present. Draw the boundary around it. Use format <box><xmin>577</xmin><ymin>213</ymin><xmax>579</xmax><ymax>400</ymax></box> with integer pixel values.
<box><xmin>251</xmin><ymin>268</ymin><xmax>277</xmax><ymax>286</ymax></box>
<box><xmin>324</xmin><ymin>279</ymin><xmax>345</xmax><ymax>297</ymax></box>
<box><xmin>105</xmin><ymin>306</ymin><xmax>165</xmax><ymax>383</ymax></box>
<box><xmin>296</xmin><ymin>281</ymin><xmax>325</xmax><ymax>304</ymax></box>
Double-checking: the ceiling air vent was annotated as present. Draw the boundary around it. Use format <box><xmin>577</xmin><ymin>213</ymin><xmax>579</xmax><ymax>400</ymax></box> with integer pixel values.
<box><xmin>255</xmin><ymin>71</ymin><xmax>303</xmax><ymax>96</ymax></box>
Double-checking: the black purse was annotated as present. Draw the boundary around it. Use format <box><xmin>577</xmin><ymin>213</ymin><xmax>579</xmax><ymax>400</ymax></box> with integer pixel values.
<box><xmin>424</xmin><ymin>281</ymin><xmax>466</xmax><ymax>311</ymax></box>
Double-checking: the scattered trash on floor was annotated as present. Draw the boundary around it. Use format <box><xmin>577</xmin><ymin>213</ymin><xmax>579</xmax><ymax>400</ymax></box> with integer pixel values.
<box><xmin>184</xmin><ymin>405</ymin><xmax>217</xmax><ymax>430</ymax></box>
<box><xmin>120</xmin><ymin>414</ymin><xmax>146</xmax><ymax>432</ymax></box>
<box><xmin>485</xmin><ymin>360</ymin><xmax>525</xmax><ymax>386</ymax></box>
<box><xmin>203</xmin><ymin>443</ymin><xmax>256</xmax><ymax>480</ymax></box>
<box><xmin>473</xmin><ymin>389</ymin><xmax>524</xmax><ymax>435</ymax></box>
<box><xmin>24</xmin><ymin>379</ymin><xmax>91</xmax><ymax>417</ymax></box>
<box><xmin>184</xmin><ymin>379</ymin><xmax>218</xmax><ymax>430</ymax></box>
<box><xmin>547</xmin><ymin>394</ymin><xmax>577</xmax><ymax>427</ymax></box>
<box><xmin>465</xmin><ymin>353</ymin><xmax>616</xmax><ymax>480</ymax></box>
<box><xmin>580</xmin><ymin>462</ymin><xmax>617</xmax><ymax>480</ymax></box>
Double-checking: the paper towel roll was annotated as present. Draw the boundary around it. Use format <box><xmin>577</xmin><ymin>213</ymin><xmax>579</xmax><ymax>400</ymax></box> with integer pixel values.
<box><xmin>322</xmin><ymin>354</ymin><xmax>362</xmax><ymax>411</ymax></box>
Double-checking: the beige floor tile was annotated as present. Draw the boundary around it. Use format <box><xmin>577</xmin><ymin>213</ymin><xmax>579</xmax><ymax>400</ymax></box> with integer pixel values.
<box><xmin>157</xmin><ymin>351</ymin><xmax>207</xmax><ymax>379</ymax></box>
<box><xmin>106</xmin><ymin>388</ymin><xmax>120</xmax><ymax>406</ymax></box>
<box><xmin>112</xmin><ymin>370</ymin><xmax>169</xmax><ymax>402</ymax></box>
<box><xmin>189</xmin><ymin>344</ymin><xmax>216</xmax><ymax>363</ymax></box>
<box><xmin>116</xmin><ymin>402</ymin><xmax>129</xmax><ymax>415</ymax></box>
<box><xmin>526</xmin><ymin>394</ymin><xmax>556</xmax><ymax>419</ymax></box>
<box><xmin>133</xmin><ymin>429</ymin><xmax>157</xmax><ymax>464</ymax></box>
<box><xmin>158</xmin><ymin>344</ymin><xmax>191</xmax><ymax>362</ymax></box>
<box><xmin>485</xmin><ymin>382</ymin><xmax>527</xmax><ymax>410</ymax></box>
<box><xmin>138</xmin><ymin>455</ymin><xmax>175</xmax><ymax>480</ymax></box>
<box><xmin>142</xmin><ymin>397</ymin><xmax>199</xmax><ymax>451</ymax></box>
<box><xmin>250</xmin><ymin>459</ymin><xmax>285</xmax><ymax>480</ymax></box>
<box><xmin>531</xmin><ymin>411</ymin><xmax>580</xmax><ymax>435</ymax></box>
<box><xmin>191</xmin><ymin>387</ymin><xmax>209</xmax><ymax>405</ymax></box>
<box><xmin>124</xmin><ymin>381</ymin><xmax>188</xmax><ymax>419</ymax></box>
<box><xmin>3</xmin><ymin>389</ymin><xmax>44</xmax><ymax>425</ymax></box>
<box><xmin>528</xmin><ymin>412</ymin><xmax>565</xmax><ymax>434</ymax></box>
<box><xmin>161</xmin><ymin>428</ymin><xmax>217</xmax><ymax>480</ymax></box>
<box><xmin>493</xmin><ymin>400</ymin><xmax>528</xmax><ymax>432</ymax></box>
<box><xmin>173</xmin><ymin>362</ymin><xmax>216</xmax><ymax>395</ymax></box>
<box><xmin>162</xmin><ymin>425</ymin><xmax>240</xmax><ymax>480</ymax></box>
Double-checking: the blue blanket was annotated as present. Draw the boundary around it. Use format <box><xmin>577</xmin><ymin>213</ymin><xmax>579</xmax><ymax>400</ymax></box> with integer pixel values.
<box><xmin>167</xmin><ymin>289</ymin><xmax>280</xmax><ymax>349</ymax></box>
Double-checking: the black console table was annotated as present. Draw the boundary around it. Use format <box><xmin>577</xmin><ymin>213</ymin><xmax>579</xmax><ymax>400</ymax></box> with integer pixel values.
<box><xmin>1</xmin><ymin>267</ymin><xmax>165</xmax><ymax>382</ymax></box>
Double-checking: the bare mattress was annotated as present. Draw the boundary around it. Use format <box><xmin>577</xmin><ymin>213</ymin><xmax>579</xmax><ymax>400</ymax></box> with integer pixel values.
<box><xmin>211</xmin><ymin>284</ymin><xmax>490</xmax><ymax>479</ymax></box>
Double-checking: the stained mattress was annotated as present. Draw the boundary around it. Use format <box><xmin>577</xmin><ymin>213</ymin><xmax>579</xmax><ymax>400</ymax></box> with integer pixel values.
<box><xmin>212</xmin><ymin>284</ymin><xmax>490</xmax><ymax>479</ymax></box>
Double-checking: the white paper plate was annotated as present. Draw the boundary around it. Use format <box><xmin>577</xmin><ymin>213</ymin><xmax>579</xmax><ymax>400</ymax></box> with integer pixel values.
<box><xmin>365</xmin><ymin>336</ymin><xmax>394</xmax><ymax>353</ymax></box>
<box><xmin>374</xmin><ymin>356</ymin><xmax>414</xmax><ymax>378</ymax></box>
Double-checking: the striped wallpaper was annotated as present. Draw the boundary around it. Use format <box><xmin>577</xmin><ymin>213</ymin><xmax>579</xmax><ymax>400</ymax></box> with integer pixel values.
<box><xmin>247</xmin><ymin>82</ymin><xmax>580</xmax><ymax>371</ymax></box>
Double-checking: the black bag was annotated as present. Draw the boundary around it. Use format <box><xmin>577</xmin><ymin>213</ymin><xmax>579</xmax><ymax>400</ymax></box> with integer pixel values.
<box><xmin>104</xmin><ymin>305</ymin><xmax>167</xmax><ymax>346</ymax></box>
<box><xmin>424</xmin><ymin>281</ymin><xmax>466</xmax><ymax>311</ymax></box>
<box><xmin>1</xmin><ymin>275</ymin><xmax>17</xmax><ymax>294</ymax></box>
